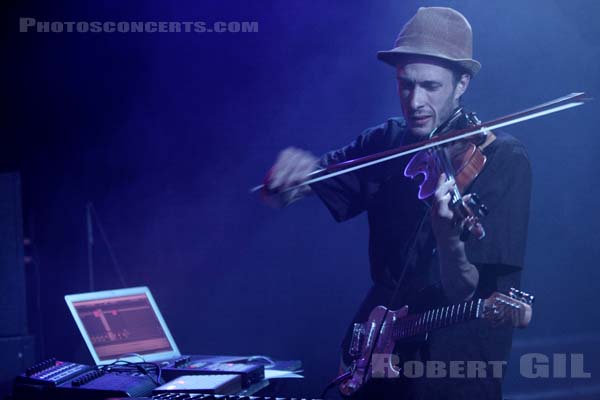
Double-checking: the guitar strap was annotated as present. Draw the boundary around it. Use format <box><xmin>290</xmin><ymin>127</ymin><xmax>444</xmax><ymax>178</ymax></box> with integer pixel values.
<box><xmin>387</xmin><ymin>206</ymin><xmax>431</xmax><ymax>310</ymax></box>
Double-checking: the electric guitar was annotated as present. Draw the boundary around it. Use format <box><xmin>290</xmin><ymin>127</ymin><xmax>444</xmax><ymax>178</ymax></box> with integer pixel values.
<box><xmin>339</xmin><ymin>288</ymin><xmax>534</xmax><ymax>397</ymax></box>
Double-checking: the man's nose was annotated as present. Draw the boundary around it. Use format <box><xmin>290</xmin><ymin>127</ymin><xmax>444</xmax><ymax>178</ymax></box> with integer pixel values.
<box><xmin>409</xmin><ymin>86</ymin><xmax>426</xmax><ymax>110</ymax></box>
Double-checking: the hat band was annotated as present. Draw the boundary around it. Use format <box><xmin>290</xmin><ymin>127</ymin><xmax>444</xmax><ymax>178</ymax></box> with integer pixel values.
<box><xmin>395</xmin><ymin>33</ymin><xmax>472</xmax><ymax>60</ymax></box>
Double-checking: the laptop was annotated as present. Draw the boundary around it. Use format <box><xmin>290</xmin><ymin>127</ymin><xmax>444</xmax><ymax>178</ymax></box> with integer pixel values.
<box><xmin>65</xmin><ymin>286</ymin><xmax>245</xmax><ymax>366</ymax></box>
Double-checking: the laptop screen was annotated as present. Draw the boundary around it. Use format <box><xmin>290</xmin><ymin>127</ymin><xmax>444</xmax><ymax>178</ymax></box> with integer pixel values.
<box><xmin>65</xmin><ymin>287</ymin><xmax>180</xmax><ymax>365</ymax></box>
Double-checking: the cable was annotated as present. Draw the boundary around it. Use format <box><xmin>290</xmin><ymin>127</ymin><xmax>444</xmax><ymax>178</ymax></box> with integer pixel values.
<box><xmin>320</xmin><ymin>370</ymin><xmax>352</xmax><ymax>399</ymax></box>
<box><xmin>323</xmin><ymin>184</ymin><xmax>432</xmax><ymax>398</ymax></box>
<box><xmin>100</xmin><ymin>360</ymin><xmax>162</xmax><ymax>386</ymax></box>
<box><xmin>87</xmin><ymin>202</ymin><xmax>127</xmax><ymax>288</ymax></box>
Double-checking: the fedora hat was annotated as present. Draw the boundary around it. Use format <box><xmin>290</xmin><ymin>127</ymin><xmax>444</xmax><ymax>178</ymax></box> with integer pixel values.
<box><xmin>377</xmin><ymin>7</ymin><xmax>481</xmax><ymax>76</ymax></box>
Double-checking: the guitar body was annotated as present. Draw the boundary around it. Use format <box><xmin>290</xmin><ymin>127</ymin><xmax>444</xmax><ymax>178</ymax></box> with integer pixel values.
<box><xmin>337</xmin><ymin>289</ymin><xmax>534</xmax><ymax>398</ymax></box>
<box><xmin>339</xmin><ymin>305</ymin><xmax>408</xmax><ymax>397</ymax></box>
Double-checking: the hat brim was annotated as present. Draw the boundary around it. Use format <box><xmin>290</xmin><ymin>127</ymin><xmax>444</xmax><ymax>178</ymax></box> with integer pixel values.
<box><xmin>377</xmin><ymin>47</ymin><xmax>481</xmax><ymax>76</ymax></box>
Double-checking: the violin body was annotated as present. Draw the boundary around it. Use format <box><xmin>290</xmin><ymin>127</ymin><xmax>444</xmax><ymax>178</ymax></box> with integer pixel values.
<box><xmin>404</xmin><ymin>142</ymin><xmax>487</xmax><ymax>200</ymax></box>
<box><xmin>404</xmin><ymin>109</ymin><xmax>490</xmax><ymax>240</ymax></box>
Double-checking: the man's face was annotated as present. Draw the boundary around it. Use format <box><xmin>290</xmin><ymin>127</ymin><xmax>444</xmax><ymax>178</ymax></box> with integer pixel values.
<box><xmin>396</xmin><ymin>59</ymin><xmax>469</xmax><ymax>138</ymax></box>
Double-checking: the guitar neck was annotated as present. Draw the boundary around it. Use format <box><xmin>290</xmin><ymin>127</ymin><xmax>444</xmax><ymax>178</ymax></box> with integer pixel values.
<box><xmin>392</xmin><ymin>298</ymin><xmax>484</xmax><ymax>340</ymax></box>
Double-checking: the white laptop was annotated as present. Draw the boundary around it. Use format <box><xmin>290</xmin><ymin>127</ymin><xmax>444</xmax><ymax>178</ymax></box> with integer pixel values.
<box><xmin>65</xmin><ymin>286</ymin><xmax>243</xmax><ymax>366</ymax></box>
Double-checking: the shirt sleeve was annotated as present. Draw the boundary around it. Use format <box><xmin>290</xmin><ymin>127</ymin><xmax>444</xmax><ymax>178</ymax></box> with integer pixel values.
<box><xmin>310</xmin><ymin>118</ymin><xmax>407</xmax><ymax>222</ymax></box>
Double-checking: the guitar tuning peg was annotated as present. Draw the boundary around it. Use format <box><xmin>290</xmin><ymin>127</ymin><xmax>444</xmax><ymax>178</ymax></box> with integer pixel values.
<box><xmin>508</xmin><ymin>288</ymin><xmax>535</xmax><ymax>305</ymax></box>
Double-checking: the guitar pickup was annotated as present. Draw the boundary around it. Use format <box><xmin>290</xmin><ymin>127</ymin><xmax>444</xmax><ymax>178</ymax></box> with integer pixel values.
<box><xmin>349</xmin><ymin>323</ymin><xmax>366</xmax><ymax>359</ymax></box>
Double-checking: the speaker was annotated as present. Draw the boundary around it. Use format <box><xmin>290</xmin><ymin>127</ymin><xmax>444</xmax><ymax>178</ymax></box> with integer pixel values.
<box><xmin>0</xmin><ymin>172</ymin><xmax>27</xmax><ymax>336</ymax></box>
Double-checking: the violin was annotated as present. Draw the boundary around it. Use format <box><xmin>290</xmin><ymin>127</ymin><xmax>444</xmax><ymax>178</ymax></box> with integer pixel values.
<box><xmin>251</xmin><ymin>92</ymin><xmax>590</xmax><ymax>239</ymax></box>
<box><xmin>404</xmin><ymin>107</ymin><xmax>490</xmax><ymax>240</ymax></box>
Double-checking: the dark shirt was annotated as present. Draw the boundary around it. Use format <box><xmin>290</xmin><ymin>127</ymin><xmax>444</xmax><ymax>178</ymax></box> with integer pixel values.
<box><xmin>311</xmin><ymin>117</ymin><xmax>532</xmax><ymax>399</ymax></box>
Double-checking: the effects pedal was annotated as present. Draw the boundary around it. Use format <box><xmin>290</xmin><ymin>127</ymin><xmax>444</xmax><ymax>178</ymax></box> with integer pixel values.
<box><xmin>13</xmin><ymin>358</ymin><xmax>158</xmax><ymax>400</ymax></box>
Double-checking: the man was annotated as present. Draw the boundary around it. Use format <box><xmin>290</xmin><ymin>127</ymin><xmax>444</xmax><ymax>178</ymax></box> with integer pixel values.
<box><xmin>263</xmin><ymin>7</ymin><xmax>531</xmax><ymax>399</ymax></box>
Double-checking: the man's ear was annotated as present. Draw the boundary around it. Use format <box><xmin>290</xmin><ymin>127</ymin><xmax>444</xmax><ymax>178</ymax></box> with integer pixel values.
<box><xmin>454</xmin><ymin>73</ymin><xmax>470</xmax><ymax>101</ymax></box>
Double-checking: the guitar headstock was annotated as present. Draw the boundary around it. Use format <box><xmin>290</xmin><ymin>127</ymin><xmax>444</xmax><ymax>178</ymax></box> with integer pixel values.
<box><xmin>483</xmin><ymin>288</ymin><xmax>534</xmax><ymax>328</ymax></box>
<box><xmin>508</xmin><ymin>287</ymin><xmax>535</xmax><ymax>305</ymax></box>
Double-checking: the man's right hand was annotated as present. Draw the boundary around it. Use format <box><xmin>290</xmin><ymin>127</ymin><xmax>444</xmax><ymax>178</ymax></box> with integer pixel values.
<box><xmin>261</xmin><ymin>147</ymin><xmax>319</xmax><ymax>208</ymax></box>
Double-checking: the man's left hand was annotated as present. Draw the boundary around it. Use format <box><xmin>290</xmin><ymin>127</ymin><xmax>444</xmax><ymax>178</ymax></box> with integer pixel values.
<box><xmin>431</xmin><ymin>173</ymin><xmax>464</xmax><ymax>246</ymax></box>
<box><xmin>431</xmin><ymin>173</ymin><xmax>478</xmax><ymax>301</ymax></box>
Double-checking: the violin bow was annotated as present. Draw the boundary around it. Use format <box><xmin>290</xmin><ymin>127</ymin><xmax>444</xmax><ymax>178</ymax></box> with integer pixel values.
<box><xmin>250</xmin><ymin>92</ymin><xmax>591</xmax><ymax>193</ymax></box>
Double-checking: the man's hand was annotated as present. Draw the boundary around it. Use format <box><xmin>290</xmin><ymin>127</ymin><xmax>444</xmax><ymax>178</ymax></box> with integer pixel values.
<box><xmin>431</xmin><ymin>173</ymin><xmax>462</xmax><ymax>245</ymax></box>
<box><xmin>261</xmin><ymin>147</ymin><xmax>318</xmax><ymax>208</ymax></box>
<box><xmin>431</xmin><ymin>173</ymin><xmax>479</xmax><ymax>302</ymax></box>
